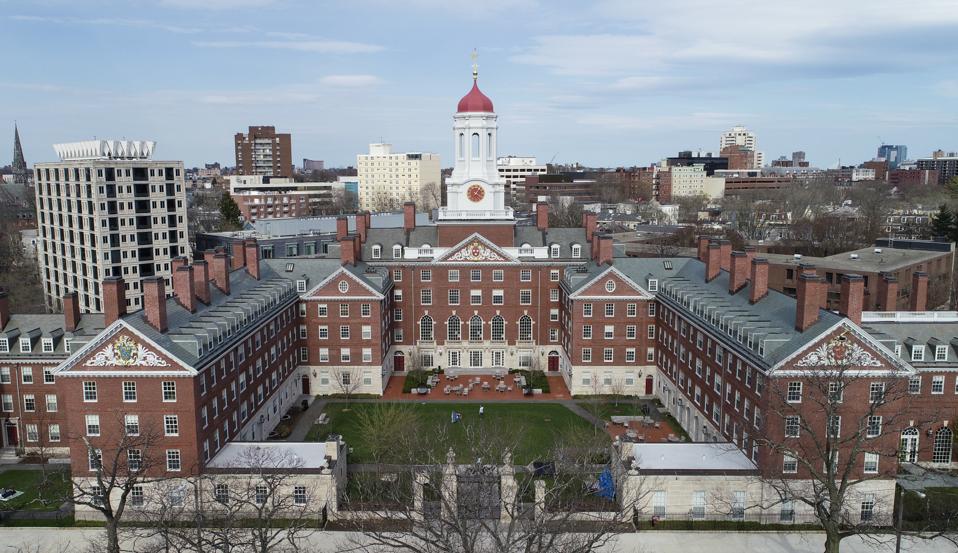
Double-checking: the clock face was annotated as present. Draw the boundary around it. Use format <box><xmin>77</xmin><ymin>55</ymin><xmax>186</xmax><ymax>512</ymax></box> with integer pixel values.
<box><xmin>467</xmin><ymin>183</ymin><xmax>485</xmax><ymax>203</ymax></box>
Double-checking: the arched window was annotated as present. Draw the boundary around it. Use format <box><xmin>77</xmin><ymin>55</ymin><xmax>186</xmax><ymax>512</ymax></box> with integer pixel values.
<box><xmin>419</xmin><ymin>316</ymin><xmax>434</xmax><ymax>342</ymax></box>
<box><xmin>518</xmin><ymin>315</ymin><xmax>533</xmax><ymax>341</ymax></box>
<box><xmin>392</xmin><ymin>244</ymin><xmax>402</xmax><ymax>259</ymax></box>
<box><xmin>469</xmin><ymin>315</ymin><xmax>483</xmax><ymax>341</ymax></box>
<box><xmin>933</xmin><ymin>427</ymin><xmax>953</xmax><ymax>464</ymax></box>
<box><xmin>571</xmin><ymin>244</ymin><xmax>582</xmax><ymax>258</ymax></box>
<box><xmin>471</xmin><ymin>133</ymin><xmax>480</xmax><ymax>160</ymax></box>
<box><xmin>491</xmin><ymin>315</ymin><xmax>505</xmax><ymax>341</ymax></box>
<box><xmin>447</xmin><ymin>315</ymin><xmax>461</xmax><ymax>341</ymax></box>
<box><xmin>371</xmin><ymin>244</ymin><xmax>382</xmax><ymax>259</ymax></box>
<box><xmin>900</xmin><ymin>427</ymin><xmax>919</xmax><ymax>463</ymax></box>
<box><xmin>458</xmin><ymin>133</ymin><xmax>464</xmax><ymax>160</ymax></box>
<box><xmin>550</xmin><ymin>244</ymin><xmax>560</xmax><ymax>258</ymax></box>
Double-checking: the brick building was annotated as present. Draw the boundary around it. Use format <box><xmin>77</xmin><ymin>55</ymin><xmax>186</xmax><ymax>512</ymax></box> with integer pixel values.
<box><xmin>234</xmin><ymin>126</ymin><xmax>293</xmax><ymax>178</ymax></box>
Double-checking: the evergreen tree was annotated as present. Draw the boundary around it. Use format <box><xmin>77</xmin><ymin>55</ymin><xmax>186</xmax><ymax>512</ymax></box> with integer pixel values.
<box><xmin>218</xmin><ymin>193</ymin><xmax>243</xmax><ymax>231</ymax></box>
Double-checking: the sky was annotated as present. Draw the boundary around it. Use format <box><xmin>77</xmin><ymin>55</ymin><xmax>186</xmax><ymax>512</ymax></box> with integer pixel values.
<box><xmin>2</xmin><ymin>0</ymin><xmax>958</xmax><ymax>170</ymax></box>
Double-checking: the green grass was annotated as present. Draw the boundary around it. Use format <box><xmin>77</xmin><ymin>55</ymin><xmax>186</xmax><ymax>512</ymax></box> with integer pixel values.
<box><xmin>574</xmin><ymin>399</ymin><xmax>691</xmax><ymax>441</ymax></box>
<box><xmin>0</xmin><ymin>469</ymin><xmax>70</xmax><ymax>512</ymax></box>
<box><xmin>314</xmin><ymin>402</ymin><xmax>594</xmax><ymax>464</ymax></box>
<box><xmin>902</xmin><ymin>487</ymin><xmax>958</xmax><ymax>531</ymax></box>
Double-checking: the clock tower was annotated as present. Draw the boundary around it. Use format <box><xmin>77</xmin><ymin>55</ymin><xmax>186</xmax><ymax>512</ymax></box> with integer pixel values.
<box><xmin>438</xmin><ymin>57</ymin><xmax>513</xmax><ymax>223</ymax></box>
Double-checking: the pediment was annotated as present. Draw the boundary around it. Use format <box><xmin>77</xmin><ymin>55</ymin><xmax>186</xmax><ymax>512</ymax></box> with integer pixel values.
<box><xmin>306</xmin><ymin>267</ymin><xmax>384</xmax><ymax>299</ymax></box>
<box><xmin>437</xmin><ymin>233</ymin><xmax>514</xmax><ymax>263</ymax></box>
<box><xmin>773</xmin><ymin>321</ymin><xmax>913</xmax><ymax>376</ymax></box>
<box><xmin>570</xmin><ymin>266</ymin><xmax>654</xmax><ymax>299</ymax></box>
<box><xmin>56</xmin><ymin>323</ymin><xmax>194</xmax><ymax>376</ymax></box>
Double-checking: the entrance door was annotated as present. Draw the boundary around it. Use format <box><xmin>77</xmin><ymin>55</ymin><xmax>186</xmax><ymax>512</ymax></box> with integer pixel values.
<box><xmin>301</xmin><ymin>375</ymin><xmax>310</xmax><ymax>395</ymax></box>
<box><xmin>394</xmin><ymin>352</ymin><xmax>405</xmax><ymax>372</ymax></box>
<box><xmin>5</xmin><ymin>424</ymin><xmax>18</xmax><ymax>447</ymax></box>
<box><xmin>548</xmin><ymin>351</ymin><xmax>559</xmax><ymax>371</ymax></box>
<box><xmin>645</xmin><ymin>375</ymin><xmax>654</xmax><ymax>395</ymax></box>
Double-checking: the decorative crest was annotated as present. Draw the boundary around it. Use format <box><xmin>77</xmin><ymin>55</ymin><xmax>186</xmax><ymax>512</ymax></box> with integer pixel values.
<box><xmin>84</xmin><ymin>335</ymin><xmax>170</xmax><ymax>367</ymax></box>
<box><xmin>795</xmin><ymin>334</ymin><xmax>882</xmax><ymax>368</ymax></box>
<box><xmin>446</xmin><ymin>239</ymin><xmax>507</xmax><ymax>262</ymax></box>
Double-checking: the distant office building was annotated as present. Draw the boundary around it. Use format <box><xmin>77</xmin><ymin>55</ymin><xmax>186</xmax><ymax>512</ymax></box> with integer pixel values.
<box><xmin>722</xmin><ymin>175</ymin><xmax>793</xmax><ymax>196</ymax></box>
<box><xmin>303</xmin><ymin>159</ymin><xmax>325</xmax><ymax>172</ymax></box>
<box><xmin>888</xmin><ymin>168</ymin><xmax>939</xmax><ymax>189</ymax></box>
<box><xmin>523</xmin><ymin>174</ymin><xmax>597</xmax><ymax>204</ymax></box>
<box><xmin>34</xmin><ymin>140</ymin><xmax>189</xmax><ymax>313</ymax></box>
<box><xmin>719</xmin><ymin>125</ymin><xmax>764</xmax><ymax>168</ymax></box>
<box><xmin>862</xmin><ymin>160</ymin><xmax>889</xmax><ymax>182</ymax></box>
<box><xmin>657</xmin><ymin>164</ymin><xmax>725</xmax><ymax>203</ymax></box>
<box><xmin>234</xmin><ymin>126</ymin><xmax>293</xmax><ymax>178</ymax></box>
<box><xmin>877</xmin><ymin>144</ymin><xmax>908</xmax><ymax>169</ymax></box>
<box><xmin>356</xmin><ymin>143</ymin><xmax>441</xmax><ymax>211</ymax></box>
<box><xmin>337</xmin><ymin>175</ymin><xmax>359</xmax><ymax>205</ymax></box>
<box><xmin>228</xmin><ymin>175</ymin><xmax>344</xmax><ymax>222</ymax></box>
<box><xmin>916</xmin><ymin>154</ymin><xmax>958</xmax><ymax>185</ymax></box>
<box><xmin>770</xmin><ymin>152</ymin><xmax>810</xmax><ymax>169</ymax></box>
<box><xmin>667</xmin><ymin>151</ymin><xmax>729</xmax><ymax>175</ymax></box>
<box><xmin>497</xmin><ymin>156</ymin><xmax>547</xmax><ymax>206</ymax></box>
<box><xmin>720</xmin><ymin>146</ymin><xmax>752</xmax><ymax>171</ymax></box>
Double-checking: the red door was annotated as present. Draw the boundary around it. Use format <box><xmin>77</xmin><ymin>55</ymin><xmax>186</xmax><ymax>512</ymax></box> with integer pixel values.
<box><xmin>394</xmin><ymin>353</ymin><xmax>405</xmax><ymax>372</ymax></box>
<box><xmin>301</xmin><ymin>375</ymin><xmax>310</xmax><ymax>395</ymax></box>
<box><xmin>645</xmin><ymin>375</ymin><xmax>654</xmax><ymax>395</ymax></box>
<box><xmin>548</xmin><ymin>354</ymin><xmax>559</xmax><ymax>371</ymax></box>
<box><xmin>5</xmin><ymin>424</ymin><xmax>18</xmax><ymax>447</ymax></box>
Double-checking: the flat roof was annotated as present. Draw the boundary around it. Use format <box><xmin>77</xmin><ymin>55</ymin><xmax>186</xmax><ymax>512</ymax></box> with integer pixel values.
<box><xmin>207</xmin><ymin>442</ymin><xmax>328</xmax><ymax>470</ymax></box>
<box><xmin>631</xmin><ymin>443</ymin><xmax>755</xmax><ymax>472</ymax></box>
<box><xmin>762</xmin><ymin>245</ymin><xmax>950</xmax><ymax>273</ymax></box>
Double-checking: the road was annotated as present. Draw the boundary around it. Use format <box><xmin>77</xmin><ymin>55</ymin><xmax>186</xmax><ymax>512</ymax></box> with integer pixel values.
<box><xmin>0</xmin><ymin>528</ymin><xmax>949</xmax><ymax>553</ymax></box>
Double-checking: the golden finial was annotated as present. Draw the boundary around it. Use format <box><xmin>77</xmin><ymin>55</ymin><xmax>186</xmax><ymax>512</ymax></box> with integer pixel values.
<box><xmin>471</xmin><ymin>49</ymin><xmax>479</xmax><ymax>81</ymax></box>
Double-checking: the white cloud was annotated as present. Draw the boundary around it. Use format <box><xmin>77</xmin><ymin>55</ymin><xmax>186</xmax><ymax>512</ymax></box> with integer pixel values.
<box><xmin>10</xmin><ymin>14</ymin><xmax>201</xmax><ymax>34</ymax></box>
<box><xmin>575</xmin><ymin>112</ymin><xmax>752</xmax><ymax>132</ymax></box>
<box><xmin>192</xmin><ymin>39</ymin><xmax>383</xmax><ymax>53</ymax></box>
<box><xmin>933</xmin><ymin>80</ymin><xmax>958</xmax><ymax>97</ymax></box>
<box><xmin>158</xmin><ymin>0</ymin><xmax>278</xmax><ymax>9</ymax></box>
<box><xmin>319</xmin><ymin>75</ymin><xmax>383</xmax><ymax>88</ymax></box>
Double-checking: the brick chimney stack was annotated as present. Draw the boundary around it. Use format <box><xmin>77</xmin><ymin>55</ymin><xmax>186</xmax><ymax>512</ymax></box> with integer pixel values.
<box><xmin>718</xmin><ymin>239</ymin><xmax>732</xmax><ymax>272</ymax></box>
<box><xmin>244</xmin><ymin>239</ymin><xmax>260</xmax><ymax>280</ymax></box>
<box><xmin>729</xmin><ymin>251</ymin><xmax>749</xmax><ymax>294</ymax></box>
<box><xmin>340</xmin><ymin>236</ymin><xmax>357</xmax><ymax>266</ymax></box>
<box><xmin>706</xmin><ymin>242</ymin><xmax>721</xmax><ymax>282</ymax></box>
<box><xmin>536</xmin><ymin>202</ymin><xmax>549</xmax><ymax>231</ymax></box>
<box><xmin>876</xmin><ymin>273</ymin><xmax>899</xmax><ymax>311</ymax></box>
<box><xmin>357</xmin><ymin>214</ymin><xmax>368</xmax><ymax>244</ymax></box>
<box><xmin>0</xmin><ymin>290</ymin><xmax>8</xmax><ymax>330</ymax></box>
<box><xmin>795</xmin><ymin>273</ymin><xmax>824</xmax><ymax>331</ymax></box>
<box><xmin>336</xmin><ymin>216</ymin><xmax>348</xmax><ymax>242</ymax></box>
<box><xmin>171</xmin><ymin>256</ymin><xmax>187</xmax><ymax>275</ymax></box>
<box><xmin>63</xmin><ymin>292</ymin><xmax>81</xmax><ymax>332</ymax></box>
<box><xmin>744</xmin><ymin>245</ymin><xmax>756</xmax><ymax>267</ymax></box>
<box><xmin>193</xmin><ymin>260</ymin><xmax>211</xmax><ymax>304</ymax></box>
<box><xmin>595</xmin><ymin>234</ymin><xmax>613</xmax><ymax>266</ymax></box>
<box><xmin>211</xmin><ymin>253</ymin><xmax>231</xmax><ymax>295</ymax></box>
<box><xmin>173</xmin><ymin>265</ymin><xmax>197</xmax><ymax>313</ymax></box>
<box><xmin>697</xmin><ymin>236</ymin><xmax>710</xmax><ymax>262</ymax></box>
<box><xmin>231</xmin><ymin>240</ymin><xmax>246</xmax><ymax>270</ymax></box>
<box><xmin>749</xmin><ymin>258</ymin><xmax>769</xmax><ymax>304</ymax></box>
<box><xmin>102</xmin><ymin>277</ymin><xmax>126</xmax><ymax>326</ymax></box>
<box><xmin>583</xmin><ymin>212</ymin><xmax>597</xmax><ymax>243</ymax></box>
<box><xmin>839</xmin><ymin>274</ymin><xmax>864</xmax><ymax>325</ymax></box>
<box><xmin>910</xmin><ymin>271</ymin><xmax>928</xmax><ymax>311</ymax></box>
<box><xmin>142</xmin><ymin>277</ymin><xmax>168</xmax><ymax>333</ymax></box>
<box><xmin>403</xmin><ymin>202</ymin><xmax>417</xmax><ymax>232</ymax></box>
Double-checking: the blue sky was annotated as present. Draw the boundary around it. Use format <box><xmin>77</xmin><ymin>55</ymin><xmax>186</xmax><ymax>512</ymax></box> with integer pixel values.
<box><xmin>3</xmin><ymin>0</ymin><xmax>957</xmax><ymax>169</ymax></box>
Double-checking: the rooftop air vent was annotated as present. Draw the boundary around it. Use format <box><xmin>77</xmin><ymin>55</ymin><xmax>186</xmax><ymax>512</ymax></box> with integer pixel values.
<box><xmin>850</xmin><ymin>253</ymin><xmax>859</xmax><ymax>260</ymax></box>
<box><xmin>874</xmin><ymin>248</ymin><xmax>883</xmax><ymax>254</ymax></box>
<box><xmin>793</xmin><ymin>254</ymin><xmax>802</xmax><ymax>260</ymax></box>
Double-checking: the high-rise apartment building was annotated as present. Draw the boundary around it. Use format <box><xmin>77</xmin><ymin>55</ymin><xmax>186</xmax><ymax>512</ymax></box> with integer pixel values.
<box><xmin>877</xmin><ymin>144</ymin><xmax>907</xmax><ymax>169</ymax></box>
<box><xmin>34</xmin><ymin>140</ymin><xmax>189</xmax><ymax>313</ymax></box>
<box><xmin>720</xmin><ymin>125</ymin><xmax>764</xmax><ymax>168</ymax></box>
<box><xmin>497</xmin><ymin>156</ymin><xmax>547</xmax><ymax>206</ymax></box>
<box><xmin>916</xmin><ymin>153</ymin><xmax>957</xmax><ymax>185</ymax></box>
<box><xmin>234</xmin><ymin>126</ymin><xmax>293</xmax><ymax>178</ymax></box>
<box><xmin>356</xmin><ymin>143</ymin><xmax>441</xmax><ymax>212</ymax></box>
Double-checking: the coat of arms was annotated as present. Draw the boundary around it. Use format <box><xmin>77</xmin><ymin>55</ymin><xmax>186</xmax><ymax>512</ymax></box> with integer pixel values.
<box><xmin>84</xmin><ymin>335</ymin><xmax>170</xmax><ymax>367</ymax></box>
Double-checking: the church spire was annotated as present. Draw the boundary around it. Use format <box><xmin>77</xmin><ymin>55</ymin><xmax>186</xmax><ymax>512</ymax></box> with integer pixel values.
<box><xmin>12</xmin><ymin>124</ymin><xmax>28</xmax><ymax>187</ymax></box>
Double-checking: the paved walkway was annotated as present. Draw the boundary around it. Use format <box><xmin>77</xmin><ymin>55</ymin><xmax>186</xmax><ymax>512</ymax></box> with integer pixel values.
<box><xmin>382</xmin><ymin>374</ymin><xmax>572</xmax><ymax>401</ymax></box>
<box><xmin>286</xmin><ymin>397</ymin><xmax>328</xmax><ymax>441</ymax></box>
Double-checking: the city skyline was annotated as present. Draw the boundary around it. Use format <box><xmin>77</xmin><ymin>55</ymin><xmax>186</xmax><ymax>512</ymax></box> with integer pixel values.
<box><xmin>2</xmin><ymin>0</ymin><xmax>958</xmax><ymax>168</ymax></box>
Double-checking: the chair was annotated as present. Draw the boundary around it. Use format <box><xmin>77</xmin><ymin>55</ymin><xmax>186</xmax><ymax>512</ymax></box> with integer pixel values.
<box><xmin>507</xmin><ymin>386</ymin><xmax>512</xmax><ymax>392</ymax></box>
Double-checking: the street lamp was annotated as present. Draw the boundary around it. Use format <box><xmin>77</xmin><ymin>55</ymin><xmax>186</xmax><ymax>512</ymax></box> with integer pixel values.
<box><xmin>896</xmin><ymin>487</ymin><xmax>927</xmax><ymax>553</ymax></box>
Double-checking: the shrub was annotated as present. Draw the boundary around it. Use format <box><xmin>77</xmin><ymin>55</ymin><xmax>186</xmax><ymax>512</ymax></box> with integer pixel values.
<box><xmin>402</xmin><ymin>369</ymin><xmax>430</xmax><ymax>393</ymax></box>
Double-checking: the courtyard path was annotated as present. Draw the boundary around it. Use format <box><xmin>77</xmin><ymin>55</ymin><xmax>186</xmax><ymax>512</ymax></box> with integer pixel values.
<box><xmin>286</xmin><ymin>397</ymin><xmax>328</xmax><ymax>441</ymax></box>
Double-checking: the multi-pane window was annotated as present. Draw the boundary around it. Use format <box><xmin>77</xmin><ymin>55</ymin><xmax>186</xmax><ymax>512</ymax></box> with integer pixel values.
<box><xmin>493</xmin><ymin>270</ymin><xmax>504</xmax><ymax>282</ymax></box>
<box><xmin>421</xmin><ymin>289</ymin><xmax>432</xmax><ymax>305</ymax></box>
<box><xmin>583</xmin><ymin>325</ymin><xmax>593</xmax><ymax>339</ymax></box>
<box><xmin>827</xmin><ymin>415</ymin><xmax>841</xmax><ymax>438</ymax></box>
<box><xmin>420</xmin><ymin>316</ymin><xmax>434</xmax><ymax>341</ymax></box>
<box><xmin>550</xmin><ymin>289</ymin><xmax>559</xmax><ymax>302</ymax></box>
<box><xmin>471</xmin><ymin>269</ymin><xmax>482</xmax><ymax>282</ymax></box>
<box><xmin>83</xmin><ymin>381</ymin><xmax>98</xmax><ymax>402</ymax></box>
<box><xmin>21</xmin><ymin>367</ymin><xmax>33</xmax><ymax>384</ymax></box>
<box><xmin>518</xmin><ymin>316</ymin><xmax>533</xmax><ymax>341</ymax></box>
<box><xmin>420</xmin><ymin>269</ymin><xmax>432</xmax><ymax>282</ymax></box>
<box><xmin>603</xmin><ymin>348</ymin><xmax>613</xmax><ymax>362</ymax></box>
<box><xmin>626</xmin><ymin>325</ymin><xmax>637</xmax><ymax>339</ymax></box>
<box><xmin>786</xmin><ymin>382</ymin><xmax>802</xmax><ymax>403</ymax></box>
<box><xmin>89</xmin><ymin>449</ymin><xmax>103</xmax><ymax>471</ymax></box>
<box><xmin>933</xmin><ymin>428</ymin><xmax>953</xmax><ymax>463</ymax></box>
<box><xmin>23</xmin><ymin>394</ymin><xmax>35</xmax><ymax>412</ymax></box>
<box><xmin>604</xmin><ymin>304</ymin><xmax>615</xmax><ymax>317</ymax></box>
<box><xmin>128</xmin><ymin>449</ymin><xmax>142</xmax><ymax>471</ymax></box>
<box><xmin>784</xmin><ymin>416</ymin><xmax>800</xmax><ymax>437</ymax></box>
<box><xmin>583</xmin><ymin>304</ymin><xmax>592</xmax><ymax>317</ymax></box>
<box><xmin>647</xmin><ymin>325</ymin><xmax>655</xmax><ymax>339</ymax></box>
<box><xmin>447</xmin><ymin>316</ymin><xmax>462</xmax><ymax>341</ymax></box>
<box><xmin>361</xmin><ymin>303</ymin><xmax>371</xmax><ymax>317</ymax></box>
<box><xmin>869</xmin><ymin>382</ymin><xmax>885</xmax><ymax>404</ymax></box>
<box><xmin>340</xmin><ymin>304</ymin><xmax>350</xmax><ymax>317</ymax></box>
<box><xmin>519</xmin><ymin>290</ymin><xmax>532</xmax><ymax>305</ymax></box>
<box><xmin>782</xmin><ymin>453</ymin><xmax>798</xmax><ymax>473</ymax></box>
<box><xmin>582</xmin><ymin>348</ymin><xmax>592</xmax><ymax>362</ymax></box>
<box><xmin>448</xmin><ymin>269</ymin><xmax>460</xmax><ymax>282</ymax></box>
<box><xmin>25</xmin><ymin>424</ymin><xmax>38</xmax><ymax>442</ymax></box>
<box><xmin>932</xmin><ymin>375</ymin><xmax>945</xmax><ymax>394</ymax></box>
<box><xmin>604</xmin><ymin>325</ymin><xmax>614</xmax><ymax>339</ymax></box>
<box><xmin>255</xmin><ymin>485</ymin><xmax>268</xmax><ymax>504</ymax></box>
<box><xmin>86</xmin><ymin>415</ymin><xmax>100</xmax><ymax>436</ymax></box>
<box><xmin>162</xmin><ymin>381</ymin><xmax>177</xmax><ymax>402</ymax></box>
<box><xmin>45</xmin><ymin>394</ymin><xmax>57</xmax><ymax>412</ymax></box>
<box><xmin>520</xmin><ymin>269</ymin><xmax>532</xmax><ymax>282</ymax></box>
<box><xmin>43</xmin><ymin>368</ymin><xmax>55</xmax><ymax>384</ymax></box>
<box><xmin>828</xmin><ymin>381</ymin><xmax>843</xmax><ymax>403</ymax></box>
<box><xmin>294</xmin><ymin>486</ymin><xmax>308</xmax><ymax>505</ymax></box>
<box><xmin>627</xmin><ymin>303</ymin><xmax>637</xmax><ymax>317</ymax></box>
<box><xmin>491</xmin><ymin>316</ymin><xmax>505</xmax><ymax>341</ymax></box>
<box><xmin>165</xmin><ymin>415</ymin><xmax>180</xmax><ymax>436</ymax></box>
<box><xmin>215</xmin><ymin>483</ymin><xmax>230</xmax><ymax>504</ymax></box>
<box><xmin>625</xmin><ymin>349</ymin><xmax>636</xmax><ymax>363</ymax></box>
<box><xmin>860</xmin><ymin>495</ymin><xmax>875</xmax><ymax>522</ymax></box>
<box><xmin>863</xmin><ymin>453</ymin><xmax>879</xmax><ymax>474</ymax></box>
<box><xmin>471</xmin><ymin>290</ymin><xmax>482</xmax><ymax>305</ymax></box>
<box><xmin>448</xmin><ymin>289</ymin><xmax>460</xmax><ymax>305</ymax></box>
<box><xmin>166</xmin><ymin>450</ymin><xmax>182</xmax><ymax>471</ymax></box>
<box><xmin>469</xmin><ymin>316</ymin><xmax>484</xmax><ymax>341</ymax></box>
<box><xmin>340</xmin><ymin>325</ymin><xmax>350</xmax><ymax>339</ymax></box>
<box><xmin>492</xmin><ymin>290</ymin><xmax>504</xmax><ymax>305</ymax></box>
<box><xmin>908</xmin><ymin>376</ymin><xmax>921</xmax><ymax>394</ymax></box>
<box><xmin>123</xmin><ymin>382</ymin><xmax>137</xmax><ymax>402</ymax></box>
<box><xmin>125</xmin><ymin>415</ymin><xmax>140</xmax><ymax>436</ymax></box>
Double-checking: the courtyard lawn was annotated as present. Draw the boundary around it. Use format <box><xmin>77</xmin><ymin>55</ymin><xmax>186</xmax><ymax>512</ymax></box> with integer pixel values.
<box><xmin>314</xmin><ymin>402</ymin><xmax>595</xmax><ymax>465</ymax></box>
<box><xmin>575</xmin><ymin>399</ymin><xmax>691</xmax><ymax>441</ymax></box>
<box><xmin>0</xmin><ymin>469</ymin><xmax>70</xmax><ymax>511</ymax></box>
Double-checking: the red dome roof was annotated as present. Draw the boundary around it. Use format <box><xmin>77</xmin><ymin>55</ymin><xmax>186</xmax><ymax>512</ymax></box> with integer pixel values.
<box><xmin>457</xmin><ymin>80</ymin><xmax>494</xmax><ymax>113</ymax></box>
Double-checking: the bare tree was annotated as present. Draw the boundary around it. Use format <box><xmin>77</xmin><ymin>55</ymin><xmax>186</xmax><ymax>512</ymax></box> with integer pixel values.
<box><xmin>333</xmin><ymin>367</ymin><xmax>363</xmax><ymax>407</ymax></box>
<box><xmin>418</xmin><ymin>182</ymin><xmax>442</xmax><ymax>212</ymax></box>
<box><xmin>757</xmin><ymin>358</ymin><xmax>924</xmax><ymax>553</ymax></box>
<box><xmin>674</xmin><ymin>194</ymin><xmax>709</xmax><ymax>224</ymax></box>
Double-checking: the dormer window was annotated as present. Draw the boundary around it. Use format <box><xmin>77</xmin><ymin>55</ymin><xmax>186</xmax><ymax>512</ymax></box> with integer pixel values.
<box><xmin>648</xmin><ymin>279</ymin><xmax>659</xmax><ymax>292</ymax></box>
<box><xmin>371</xmin><ymin>245</ymin><xmax>382</xmax><ymax>259</ymax></box>
<box><xmin>911</xmin><ymin>345</ymin><xmax>925</xmax><ymax>362</ymax></box>
<box><xmin>42</xmin><ymin>339</ymin><xmax>54</xmax><ymax>353</ymax></box>
<box><xmin>0</xmin><ymin>339</ymin><xmax>7</xmax><ymax>353</ymax></box>
<box><xmin>571</xmin><ymin>244</ymin><xmax>582</xmax><ymax>258</ymax></box>
<box><xmin>894</xmin><ymin>344</ymin><xmax>902</xmax><ymax>357</ymax></box>
<box><xmin>420</xmin><ymin>244</ymin><xmax>433</xmax><ymax>257</ymax></box>
<box><xmin>20</xmin><ymin>338</ymin><xmax>31</xmax><ymax>353</ymax></box>
<box><xmin>296</xmin><ymin>280</ymin><xmax>307</xmax><ymax>293</ymax></box>
<box><xmin>393</xmin><ymin>245</ymin><xmax>402</xmax><ymax>258</ymax></box>
<box><xmin>519</xmin><ymin>243</ymin><xmax>533</xmax><ymax>256</ymax></box>
<box><xmin>550</xmin><ymin>244</ymin><xmax>560</xmax><ymax>258</ymax></box>
<box><xmin>64</xmin><ymin>338</ymin><xmax>72</xmax><ymax>354</ymax></box>
<box><xmin>935</xmin><ymin>345</ymin><xmax>948</xmax><ymax>361</ymax></box>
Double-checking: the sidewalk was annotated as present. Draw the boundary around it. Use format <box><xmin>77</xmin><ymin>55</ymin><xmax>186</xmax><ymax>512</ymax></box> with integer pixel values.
<box><xmin>286</xmin><ymin>397</ymin><xmax>327</xmax><ymax>441</ymax></box>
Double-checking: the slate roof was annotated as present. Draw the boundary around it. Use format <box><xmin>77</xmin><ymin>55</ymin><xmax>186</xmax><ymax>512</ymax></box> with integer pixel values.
<box><xmin>0</xmin><ymin>313</ymin><xmax>106</xmax><ymax>359</ymax></box>
<box><xmin>514</xmin><ymin>227</ymin><xmax>591</xmax><ymax>260</ymax></box>
<box><xmin>860</xmin><ymin>314</ymin><xmax>958</xmax><ymax>369</ymax></box>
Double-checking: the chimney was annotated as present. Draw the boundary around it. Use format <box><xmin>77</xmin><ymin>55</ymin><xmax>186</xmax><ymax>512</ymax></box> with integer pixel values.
<box><xmin>595</xmin><ymin>234</ymin><xmax>613</xmax><ymax>266</ymax></box>
<box><xmin>744</xmin><ymin>245</ymin><xmax>756</xmax><ymax>267</ymax></box>
<box><xmin>357</xmin><ymin>213</ymin><xmax>369</xmax><ymax>244</ymax></box>
<box><xmin>212</xmin><ymin>252</ymin><xmax>231</xmax><ymax>294</ymax></box>
<box><xmin>244</xmin><ymin>239</ymin><xmax>260</xmax><ymax>280</ymax></box>
<box><xmin>583</xmin><ymin>212</ymin><xmax>597</xmax><ymax>243</ymax></box>
<box><xmin>193</xmin><ymin>260</ymin><xmax>211</xmax><ymax>304</ymax></box>
<box><xmin>340</xmin><ymin>236</ymin><xmax>356</xmax><ymax>266</ymax></box>
<box><xmin>706</xmin><ymin>242</ymin><xmax>721</xmax><ymax>282</ymax></box>
<box><xmin>102</xmin><ymin>276</ymin><xmax>126</xmax><ymax>326</ymax></box>
<box><xmin>173</xmin><ymin>265</ymin><xmax>196</xmax><ymax>313</ymax></box>
<box><xmin>204</xmin><ymin>249</ymin><xmax>216</xmax><ymax>267</ymax></box>
<box><xmin>729</xmin><ymin>251</ymin><xmax>749</xmax><ymax>294</ymax></box>
<box><xmin>63</xmin><ymin>292</ymin><xmax>81</xmax><ymax>332</ymax></box>
<box><xmin>839</xmin><ymin>274</ymin><xmax>864</xmax><ymax>325</ymax></box>
<box><xmin>910</xmin><ymin>271</ymin><xmax>928</xmax><ymax>312</ymax></box>
<box><xmin>336</xmin><ymin>216</ymin><xmax>348</xmax><ymax>241</ymax></box>
<box><xmin>749</xmin><ymin>258</ymin><xmax>769</xmax><ymax>304</ymax></box>
<box><xmin>142</xmin><ymin>277</ymin><xmax>168</xmax><ymax>333</ymax></box>
<box><xmin>696</xmin><ymin>236</ymin><xmax>710</xmax><ymax>262</ymax></box>
<box><xmin>231</xmin><ymin>240</ymin><xmax>246</xmax><ymax>270</ymax></box>
<box><xmin>876</xmin><ymin>273</ymin><xmax>899</xmax><ymax>312</ymax></box>
<box><xmin>171</xmin><ymin>256</ymin><xmax>187</xmax><ymax>275</ymax></box>
<box><xmin>795</xmin><ymin>273</ymin><xmax>823</xmax><ymax>332</ymax></box>
<box><xmin>718</xmin><ymin>240</ymin><xmax>732</xmax><ymax>272</ymax></box>
<box><xmin>536</xmin><ymin>202</ymin><xmax>549</xmax><ymax>231</ymax></box>
<box><xmin>403</xmin><ymin>202</ymin><xmax>416</xmax><ymax>232</ymax></box>
<box><xmin>799</xmin><ymin>263</ymin><xmax>817</xmax><ymax>277</ymax></box>
<box><xmin>0</xmin><ymin>290</ymin><xmax>9</xmax><ymax>330</ymax></box>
